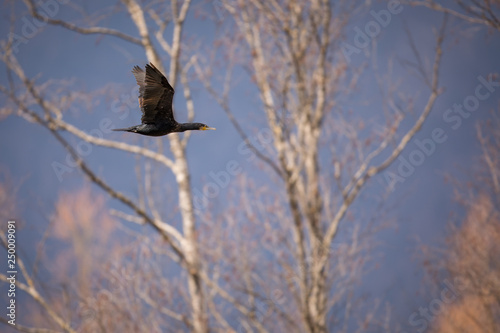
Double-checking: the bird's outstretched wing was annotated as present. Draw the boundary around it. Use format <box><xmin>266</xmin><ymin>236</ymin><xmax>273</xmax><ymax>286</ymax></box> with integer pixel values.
<box><xmin>132</xmin><ymin>63</ymin><xmax>175</xmax><ymax>125</ymax></box>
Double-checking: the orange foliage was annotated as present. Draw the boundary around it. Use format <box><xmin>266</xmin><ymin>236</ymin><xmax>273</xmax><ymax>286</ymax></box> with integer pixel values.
<box><xmin>430</xmin><ymin>118</ymin><xmax>500</xmax><ymax>332</ymax></box>
<box><xmin>50</xmin><ymin>185</ymin><xmax>118</xmax><ymax>293</ymax></box>
<box><xmin>431</xmin><ymin>193</ymin><xmax>500</xmax><ymax>332</ymax></box>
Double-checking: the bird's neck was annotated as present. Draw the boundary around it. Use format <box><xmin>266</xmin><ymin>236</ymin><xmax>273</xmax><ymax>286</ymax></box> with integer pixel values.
<box><xmin>179</xmin><ymin>123</ymin><xmax>200</xmax><ymax>132</ymax></box>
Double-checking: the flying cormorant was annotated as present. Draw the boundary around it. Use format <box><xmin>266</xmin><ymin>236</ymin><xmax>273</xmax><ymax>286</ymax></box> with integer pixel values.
<box><xmin>113</xmin><ymin>63</ymin><xmax>215</xmax><ymax>136</ymax></box>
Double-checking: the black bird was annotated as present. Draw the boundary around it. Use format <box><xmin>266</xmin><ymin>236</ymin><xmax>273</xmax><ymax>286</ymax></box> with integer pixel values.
<box><xmin>113</xmin><ymin>63</ymin><xmax>215</xmax><ymax>136</ymax></box>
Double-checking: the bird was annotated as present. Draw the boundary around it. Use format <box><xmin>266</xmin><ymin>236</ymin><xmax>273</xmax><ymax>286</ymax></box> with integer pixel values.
<box><xmin>113</xmin><ymin>62</ymin><xmax>215</xmax><ymax>136</ymax></box>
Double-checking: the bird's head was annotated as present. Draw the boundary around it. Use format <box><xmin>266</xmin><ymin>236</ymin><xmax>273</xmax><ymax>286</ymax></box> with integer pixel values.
<box><xmin>179</xmin><ymin>122</ymin><xmax>216</xmax><ymax>132</ymax></box>
<box><xmin>198</xmin><ymin>123</ymin><xmax>216</xmax><ymax>131</ymax></box>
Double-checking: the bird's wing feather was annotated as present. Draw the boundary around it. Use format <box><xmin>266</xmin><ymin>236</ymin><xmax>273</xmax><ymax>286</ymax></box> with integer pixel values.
<box><xmin>131</xmin><ymin>65</ymin><xmax>146</xmax><ymax>109</ymax></box>
<box><xmin>134</xmin><ymin>63</ymin><xmax>175</xmax><ymax>125</ymax></box>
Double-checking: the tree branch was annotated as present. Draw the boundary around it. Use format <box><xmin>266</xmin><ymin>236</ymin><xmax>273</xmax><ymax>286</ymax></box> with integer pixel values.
<box><xmin>23</xmin><ymin>0</ymin><xmax>143</xmax><ymax>45</ymax></box>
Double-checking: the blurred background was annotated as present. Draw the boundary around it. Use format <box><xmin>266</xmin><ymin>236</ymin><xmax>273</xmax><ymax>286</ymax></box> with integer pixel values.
<box><xmin>0</xmin><ymin>0</ymin><xmax>499</xmax><ymax>332</ymax></box>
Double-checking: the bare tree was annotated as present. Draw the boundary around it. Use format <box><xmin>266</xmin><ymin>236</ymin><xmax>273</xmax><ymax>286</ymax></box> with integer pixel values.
<box><xmin>0</xmin><ymin>0</ymin><xmax>453</xmax><ymax>332</ymax></box>
<box><xmin>198</xmin><ymin>0</ymin><xmax>448</xmax><ymax>331</ymax></box>
<box><xmin>418</xmin><ymin>111</ymin><xmax>500</xmax><ymax>333</ymax></box>
<box><xmin>2</xmin><ymin>0</ymin><xmax>209</xmax><ymax>331</ymax></box>
<box><xmin>405</xmin><ymin>0</ymin><xmax>500</xmax><ymax>30</ymax></box>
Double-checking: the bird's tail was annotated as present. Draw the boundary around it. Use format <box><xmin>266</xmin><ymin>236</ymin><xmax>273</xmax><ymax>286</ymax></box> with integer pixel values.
<box><xmin>112</xmin><ymin>126</ymin><xmax>137</xmax><ymax>133</ymax></box>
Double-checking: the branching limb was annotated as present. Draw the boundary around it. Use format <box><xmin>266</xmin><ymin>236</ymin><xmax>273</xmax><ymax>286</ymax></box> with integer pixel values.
<box><xmin>0</xmin><ymin>233</ymin><xmax>76</xmax><ymax>333</ymax></box>
<box><xmin>22</xmin><ymin>0</ymin><xmax>143</xmax><ymax>45</ymax></box>
<box><xmin>405</xmin><ymin>0</ymin><xmax>500</xmax><ymax>29</ymax></box>
<box><xmin>192</xmin><ymin>58</ymin><xmax>283</xmax><ymax>178</ymax></box>
<box><xmin>322</xmin><ymin>14</ymin><xmax>447</xmax><ymax>253</ymax></box>
<box><xmin>2</xmin><ymin>85</ymin><xmax>186</xmax><ymax>261</ymax></box>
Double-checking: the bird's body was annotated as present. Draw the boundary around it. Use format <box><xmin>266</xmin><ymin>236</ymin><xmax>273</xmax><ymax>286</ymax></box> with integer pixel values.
<box><xmin>113</xmin><ymin>63</ymin><xmax>215</xmax><ymax>136</ymax></box>
<box><xmin>115</xmin><ymin>122</ymin><xmax>210</xmax><ymax>136</ymax></box>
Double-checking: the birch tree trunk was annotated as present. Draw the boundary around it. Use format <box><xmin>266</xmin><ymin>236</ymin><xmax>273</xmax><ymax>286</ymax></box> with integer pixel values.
<box><xmin>15</xmin><ymin>0</ymin><xmax>208</xmax><ymax>331</ymax></box>
<box><xmin>121</xmin><ymin>1</ymin><xmax>207</xmax><ymax>331</ymax></box>
<box><xmin>212</xmin><ymin>0</ymin><xmax>447</xmax><ymax>331</ymax></box>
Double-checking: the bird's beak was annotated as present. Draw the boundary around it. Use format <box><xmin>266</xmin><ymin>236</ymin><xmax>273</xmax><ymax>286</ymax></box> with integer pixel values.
<box><xmin>203</xmin><ymin>126</ymin><xmax>216</xmax><ymax>130</ymax></box>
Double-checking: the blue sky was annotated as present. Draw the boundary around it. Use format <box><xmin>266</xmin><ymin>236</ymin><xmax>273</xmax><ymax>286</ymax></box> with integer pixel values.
<box><xmin>0</xmin><ymin>0</ymin><xmax>499</xmax><ymax>331</ymax></box>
